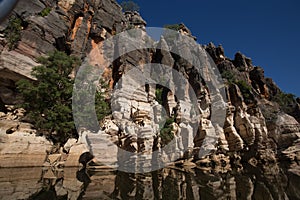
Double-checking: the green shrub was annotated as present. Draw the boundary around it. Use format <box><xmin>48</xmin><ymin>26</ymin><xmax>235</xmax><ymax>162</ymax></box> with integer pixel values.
<box><xmin>235</xmin><ymin>80</ymin><xmax>252</xmax><ymax>101</ymax></box>
<box><xmin>272</xmin><ymin>92</ymin><xmax>296</xmax><ymax>114</ymax></box>
<box><xmin>17</xmin><ymin>51</ymin><xmax>110</xmax><ymax>144</ymax></box>
<box><xmin>221</xmin><ymin>71</ymin><xmax>253</xmax><ymax>102</ymax></box>
<box><xmin>39</xmin><ymin>7</ymin><xmax>51</xmax><ymax>17</ymax></box>
<box><xmin>120</xmin><ymin>1</ymin><xmax>140</xmax><ymax>12</ymax></box>
<box><xmin>155</xmin><ymin>87</ymin><xmax>163</xmax><ymax>105</ymax></box>
<box><xmin>4</xmin><ymin>16</ymin><xmax>22</xmax><ymax>50</ymax></box>
<box><xmin>155</xmin><ymin>86</ymin><xmax>175</xmax><ymax>146</ymax></box>
<box><xmin>160</xmin><ymin>117</ymin><xmax>175</xmax><ymax>147</ymax></box>
<box><xmin>164</xmin><ymin>24</ymin><xmax>181</xmax><ymax>31</ymax></box>
<box><xmin>221</xmin><ymin>71</ymin><xmax>236</xmax><ymax>83</ymax></box>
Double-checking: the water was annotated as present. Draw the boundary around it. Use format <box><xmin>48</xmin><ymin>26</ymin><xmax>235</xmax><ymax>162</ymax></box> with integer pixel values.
<box><xmin>0</xmin><ymin>162</ymin><xmax>299</xmax><ymax>200</ymax></box>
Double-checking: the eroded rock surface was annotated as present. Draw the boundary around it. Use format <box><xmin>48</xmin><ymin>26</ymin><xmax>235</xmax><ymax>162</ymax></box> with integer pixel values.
<box><xmin>0</xmin><ymin>0</ymin><xmax>299</xmax><ymax>181</ymax></box>
<box><xmin>0</xmin><ymin>127</ymin><xmax>52</xmax><ymax>167</ymax></box>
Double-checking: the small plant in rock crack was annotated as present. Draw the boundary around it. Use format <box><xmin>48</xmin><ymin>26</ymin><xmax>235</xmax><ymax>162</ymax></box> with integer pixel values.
<box><xmin>39</xmin><ymin>7</ymin><xmax>51</xmax><ymax>17</ymax></box>
<box><xmin>159</xmin><ymin>117</ymin><xmax>175</xmax><ymax>147</ymax></box>
<box><xmin>4</xmin><ymin>16</ymin><xmax>22</xmax><ymax>50</ymax></box>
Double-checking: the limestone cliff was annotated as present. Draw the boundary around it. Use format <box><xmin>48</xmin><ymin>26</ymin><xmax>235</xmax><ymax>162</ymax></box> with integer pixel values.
<box><xmin>0</xmin><ymin>0</ymin><xmax>299</xmax><ymax>175</ymax></box>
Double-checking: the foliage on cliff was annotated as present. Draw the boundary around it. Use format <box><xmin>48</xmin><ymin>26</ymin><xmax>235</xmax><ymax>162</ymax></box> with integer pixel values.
<box><xmin>221</xmin><ymin>71</ymin><xmax>253</xmax><ymax>102</ymax></box>
<box><xmin>4</xmin><ymin>16</ymin><xmax>22</xmax><ymax>50</ymax></box>
<box><xmin>160</xmin><ymin>117</ymin><xmax>175</xmax><ymax>147</ymax></box>
<box><xmin>17</xmin><ymin>51</ymin><xmax>110</xmax><ymax>143</ymax></box>
<box><xmin>164</xmin><ymin>24</ymin><xmax>181</xmax><ymax>31</ymax></box>
<box><xmin>38</xmin><ymin>7</ymin><xmax>51</xmax><ymax>17</ymax></box>
<box><xmin>17</xmin><ymin>51</ymin><xmax>79</xmax><ymax>143</ymax></box>
<box><xmin>272</xmin><ymin>92</ymin><xmax>297</xmax><ymax>114</ymax></box>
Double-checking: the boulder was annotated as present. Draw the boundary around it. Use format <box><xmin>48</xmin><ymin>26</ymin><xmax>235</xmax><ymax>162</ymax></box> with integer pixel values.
<box><xmin>125</xmin><ymin>11</ymin><xmax>146</xmax><ymax>29</ymax></box>
<box><xmin>233</xmin><ymin>52</ymin><xmax>253</xmax><ymax>72</ymax></box>
<box><xmin>235</xmin><ymin>107</ymin><xmax>255</xmax><ymax>146</ymax></box>
<box><xmin>249</xmin><ymin>67</ymin><xmax>269</xmax><ymax>97</ymax></box>
<box><xmin>224</xmin><ymin>110</ymin><xmax>244</xmax><ymax>152</ymax></box>
<box><xmin>205</xmin><ymin>42</ymin><xmax>225</xmax><ymax>64</ymax></box>
<box><xmin>86</xmin><ymin>131</ymin><xmax>118</xmax><ymax>168</ymax></box>
<box><xmin>275</xmin><ymin>113</ymin><xmax>299</xmax><ymax>147</ymax></box>
<box><xmin>0</xmin><ymin>127</ymin><xmax>52</xmax><ymax>167</ymax></box>
<box><xmin>64</xmin><ymin>143</ymin><xmax>90</xmax><ymax>167</ymax></box>
<box><xmin>63</xmin><ymin>138</ymin><xmax>77</xmax><ymax>153</ymax></box>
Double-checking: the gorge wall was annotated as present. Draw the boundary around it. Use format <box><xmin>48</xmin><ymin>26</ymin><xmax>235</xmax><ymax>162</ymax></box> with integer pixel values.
<box><xmin>0</xmin><ymin>0</ymin><xmax>299</xmax><ymax>178</ymax></box>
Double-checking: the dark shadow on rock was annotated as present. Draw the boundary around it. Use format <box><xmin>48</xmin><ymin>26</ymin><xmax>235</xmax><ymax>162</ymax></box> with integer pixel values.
<box><xmin>79</xmin><ymin>152</ymin><xmax>94</xmax><ymax>168</ymax></box>
<box><xmin>28</xmin><ymin>185</ymin><xmax>57</xmax><ymax>200</ymax></box>
<box><xmin>0</xmin><ymin>97</ymin><xmax>7</xmax><ymax>113</ymax></box>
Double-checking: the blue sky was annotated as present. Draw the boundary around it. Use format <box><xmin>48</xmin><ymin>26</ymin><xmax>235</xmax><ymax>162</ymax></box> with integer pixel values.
<box><xmin>118</xmin><ymin>0</ymin><xmax>300</xmax><ymax>97</ymax></box>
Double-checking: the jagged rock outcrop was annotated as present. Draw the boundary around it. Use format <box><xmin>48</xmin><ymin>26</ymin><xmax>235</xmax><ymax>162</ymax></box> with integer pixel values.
<box><xmin>0</xmin><ymin>0</ymin><xmax>299</xmax><ymax>174</ymax></box>
<box><xmin>0</xmin><ymin>0</ymin><xmax>126</xmax><ymax>104</ymax></box>
<box><xmin>268</xmin><ymin>113</ymin><xmax>300</xmax><ymax>148</ymax></box>
<box><xmin>205</xmin><ymin>42</ymin><xmax>225</xmax><ymax>64</ymax></box>
<box><xmin>0</xmin><ymin>106</ymin><xmax>53</xmax><ymax>167</ymax></box>
<box><xmin>0</xmin><ymin>1</ymin><xmax>300</xmax><ymax>200</ymax></box>
<box><xmin>233</xmin><ymin>52</ymin><xmax>253</xmax><ymax>72</ymax></box>
<box><xmin>250</xmin><ymin>66</ymin><xmax>270</xmax><ymax>97</ymax></box>
<box><xmin>124</xmin><ymin>11</ymin><xmax>146</xmax><ymax>30</ymax></box>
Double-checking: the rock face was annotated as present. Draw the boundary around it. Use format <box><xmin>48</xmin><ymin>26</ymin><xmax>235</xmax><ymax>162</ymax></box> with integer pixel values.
<box><xmin>268</xmin><ymin>113</ymin><xmax>300</xmax><ymax>148</ymax></box>
<box><xmin>0</xmin><ymin>106</ymin><xmax>52</xmax><ymax>167</ymax></box>
<box><xmin>0</xmin><ymin>0</ymin><xmax>125</xmax><ymax>104</ymax></box>
<box><xmin>0</xmin><ymin>1</ymin><xmax>300</xmax><ymax>200</ymax></box>
<box><xmin>0</xmin><ymin>124</ymin><xmax>52</xmax><ymax>167</ymax></box>
<box><xmin>0</xmin><ymin>0</ymin><xmax>299</xmax><ymax>174</ymax></box>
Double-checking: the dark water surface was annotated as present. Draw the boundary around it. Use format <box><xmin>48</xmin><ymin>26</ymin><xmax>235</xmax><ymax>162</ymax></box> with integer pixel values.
<box><xmin>0</xmin><ymin>163</ymin><xmax>299</xmax><ymax>200</ymax></box>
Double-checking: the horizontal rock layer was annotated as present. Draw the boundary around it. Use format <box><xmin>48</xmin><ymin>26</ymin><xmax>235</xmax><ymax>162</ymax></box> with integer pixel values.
<box><xmin>0</xmin><ymin>0</ymin><xmax>299</xmax><ymax>172</ymax></box>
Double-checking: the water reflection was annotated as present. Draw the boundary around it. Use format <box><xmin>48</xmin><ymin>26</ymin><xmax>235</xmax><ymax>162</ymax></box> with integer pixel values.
<box><xmin>0</xmin><ymin>163</ymin><xmax>299</xmax><ymax>200</ymax></box>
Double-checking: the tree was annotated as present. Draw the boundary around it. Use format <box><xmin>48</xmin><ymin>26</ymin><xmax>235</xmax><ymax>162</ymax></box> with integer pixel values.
<box><xmin>272</xmin><ymin>92</ymin><xmax>297</xmax><ymax>114</ymax></box>
<box><xmin>4</xmin><ymin>16</ymin><xmax>22</xmax><ymax>50</ymax></box>
<box><xmin>120</xmin><ymin>1</ymin><xmax>140</xmax><ymax>12</ymax></box>
<box><xmin>17</xmin><ymin>51</ymin><xmax>111</xmax><ymax>144</ymax></box>
<box><xmin>17</xmin><ymin>51</ymin><xmax>80</xmax><ymax>143</ymax></box>
<box><xmin>159</xmin><ymin>117</ymin><xmax>175</xmax><ymax>147</ymax></box>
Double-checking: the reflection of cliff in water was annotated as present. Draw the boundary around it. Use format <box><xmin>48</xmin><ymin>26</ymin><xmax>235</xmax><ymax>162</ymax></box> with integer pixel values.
<box><xmin>0</xmin><ymin>162</ymin><xmax>299</xmax><ymax>200</ymax></box>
